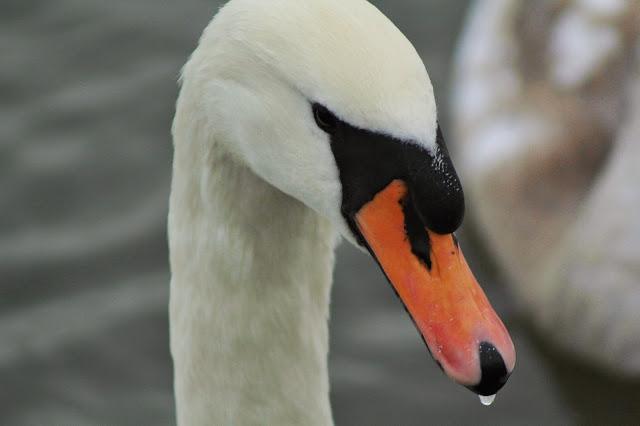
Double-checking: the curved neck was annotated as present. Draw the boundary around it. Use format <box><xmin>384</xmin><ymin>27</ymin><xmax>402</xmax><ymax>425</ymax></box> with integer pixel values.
<box><xmin>168</xmin><ymin>133</ymin><xmax>338</xmax><ymax>425</ymax></box>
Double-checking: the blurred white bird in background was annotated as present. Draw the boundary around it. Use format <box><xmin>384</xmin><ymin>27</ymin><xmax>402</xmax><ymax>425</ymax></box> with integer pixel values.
<box><xmin>452</xmin><ymin>0</ymin><xmax>640</xmax><ymax>375</ymax></box>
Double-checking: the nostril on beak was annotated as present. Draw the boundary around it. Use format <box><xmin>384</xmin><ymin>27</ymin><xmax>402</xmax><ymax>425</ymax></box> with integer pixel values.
<box><xmin>468</xmin><ymin>342</ymin><xmax>511</xmax><ymax>396</ymax></box>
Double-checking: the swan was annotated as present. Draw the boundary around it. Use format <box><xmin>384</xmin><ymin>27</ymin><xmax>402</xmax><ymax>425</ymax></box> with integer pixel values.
<box><xmin>451</xmin><ymin>0</ymin><xmax>640</xmax><ymax>374</ymax></box>
<box><xmin>169</xmin><ymin>0</ymin><xmax>516</xmax><ymax>424</ymax></box>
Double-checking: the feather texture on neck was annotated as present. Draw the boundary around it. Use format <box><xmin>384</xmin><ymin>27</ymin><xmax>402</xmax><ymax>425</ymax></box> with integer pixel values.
<box><xmin>169</xmin><ymin>99</ymin><xmax>339</xmax><ymax>425</ymax></box>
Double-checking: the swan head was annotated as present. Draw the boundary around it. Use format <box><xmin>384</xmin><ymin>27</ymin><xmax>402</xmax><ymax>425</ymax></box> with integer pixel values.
<box><xmin>178</xmin><ymin>0</ymin><xmax>515</xmax><ymax>398</ymax></box>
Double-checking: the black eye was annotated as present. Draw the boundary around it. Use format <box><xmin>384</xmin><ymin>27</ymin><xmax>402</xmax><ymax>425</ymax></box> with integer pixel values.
<box><xmin>313</xmin><ymin>103</ymin><xmax>338</xmax><ymax>133</ymax></box>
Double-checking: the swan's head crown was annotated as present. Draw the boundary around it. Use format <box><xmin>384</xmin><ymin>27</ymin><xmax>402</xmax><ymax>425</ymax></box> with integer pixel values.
<box><xmin>179</xmin><ymin>0</ymin><xmax>442</xmax><ymax>228</ymax></box>
<box><xmin>205</xmin><ymin>0</ymin><xmax>437</xmax><ymax>145</ymax></box>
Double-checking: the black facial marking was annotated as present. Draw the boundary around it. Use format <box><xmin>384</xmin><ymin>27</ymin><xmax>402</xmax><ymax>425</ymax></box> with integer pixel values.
<box><xmin>315</xmin><ymin>102</ymin><xmax>465</xmax><ymax>242</ymax></box>
<box><xmin>467</xmin><ymin>342</ymin><xmax>510</xmax><ymax>396</ymax></box>
<box><xmin>401</xmin><ymin>193</ymin><xmax>432</xmax><ymax>270</ymax></box>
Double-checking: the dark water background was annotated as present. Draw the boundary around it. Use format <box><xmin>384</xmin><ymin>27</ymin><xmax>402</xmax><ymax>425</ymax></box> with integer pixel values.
<box><xmin>2</xmin><ymin>0</ymin><xmax>639</xmax><ymax>424</ymax></box>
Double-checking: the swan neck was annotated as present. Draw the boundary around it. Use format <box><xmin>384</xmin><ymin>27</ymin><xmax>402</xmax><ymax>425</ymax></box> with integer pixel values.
<box><xmin>169</xmin><ymin>144</ymin><xmax>338</xmax><ymax>425</ymax></box>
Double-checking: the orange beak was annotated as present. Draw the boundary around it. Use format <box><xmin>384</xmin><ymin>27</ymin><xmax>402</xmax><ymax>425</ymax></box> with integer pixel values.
<box><xmin>355</xmin><ymin>180</ymin><xmax>516</xmax><ymax>395</ymax></box>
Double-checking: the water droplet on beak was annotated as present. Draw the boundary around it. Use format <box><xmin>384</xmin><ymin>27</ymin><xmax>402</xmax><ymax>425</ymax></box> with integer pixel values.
<box><xmin>479</xmin><ymin>394</ymin><xmax>496</xmax><ymax>406</ymax></box>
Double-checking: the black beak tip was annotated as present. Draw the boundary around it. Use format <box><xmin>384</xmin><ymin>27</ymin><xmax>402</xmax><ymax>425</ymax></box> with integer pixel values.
<box><xmin>466</xmin><ymin>341</ymin><xmax>511</xmax><ymax>396</ymax></box>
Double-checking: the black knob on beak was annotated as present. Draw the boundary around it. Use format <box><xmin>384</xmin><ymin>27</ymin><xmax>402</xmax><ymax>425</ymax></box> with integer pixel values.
<box><xmin>406</xmin><ymin>126</ymin><xmax>465</xmax><ymax>235</ymax></box>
